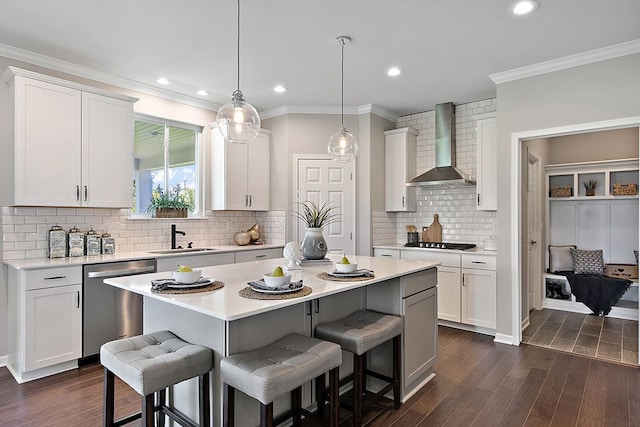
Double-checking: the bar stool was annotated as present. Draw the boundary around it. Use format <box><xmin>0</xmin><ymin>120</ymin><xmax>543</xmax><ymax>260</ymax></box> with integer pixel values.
<box><xmin>100</xmin><ymin>330</ymin><xmax>213</xmax><ymax>427</ymax></box>
<box><xmin>220</xmin><ymin>333</ymin><xmax>342</xmax><ymax>427</ymax></box>
<box><xmin>315</xmin><ymin>310</ymin><xmax>403</xmax><ymax>427</ymax></box>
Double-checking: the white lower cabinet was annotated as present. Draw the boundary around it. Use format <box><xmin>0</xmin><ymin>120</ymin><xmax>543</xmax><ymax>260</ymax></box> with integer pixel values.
<box><xmin>436</xmin><ymin>266</ymin><xmax>461</xmax><ymax>322</ymax></box>
<box><xmin>234</xmin><ymin>248</ymin><xmax>282</xmax><ymax>263</ymax></box>
<box><xmin>461</xmin><ymin>253</ymin><xmax>497</xmax><ymax>329</ymax></box>
<box><xmin>8</xmin><ymin>266</ymin><xmax>83</xmax><ymax>383</ymax></box>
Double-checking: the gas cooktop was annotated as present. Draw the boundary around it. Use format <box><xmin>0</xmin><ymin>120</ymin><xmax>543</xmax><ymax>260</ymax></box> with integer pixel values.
<box><xmin>404</xmin><ymin>242</ymin><xmax>476</xmax><ymax>250</ymax></box>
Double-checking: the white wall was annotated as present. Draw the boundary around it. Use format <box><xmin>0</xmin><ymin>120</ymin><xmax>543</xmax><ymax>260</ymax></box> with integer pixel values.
<box><xmin>496</xmin><ymin>53</ymin><xmax>640</xmax><ymax>341</ymax></box>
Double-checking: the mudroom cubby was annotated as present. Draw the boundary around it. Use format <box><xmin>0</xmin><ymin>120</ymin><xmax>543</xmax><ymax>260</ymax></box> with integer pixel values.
<box><xmin>545</xmin><ymin>158</ymin><xmax>639</xmax><ymax>320</ymax></box>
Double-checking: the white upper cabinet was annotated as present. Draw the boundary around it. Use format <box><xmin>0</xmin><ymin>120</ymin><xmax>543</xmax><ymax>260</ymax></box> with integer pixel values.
<box><xmin>475</xmin><ymin>114</ymin><xmax>497</xmax><ymax>211</ymax></box>
<box><xmin>385</xmin><ymin>127</ymin><xmax>418</xmax><ymax>212</ymax></box>
<box><xmin>210</xmin><ymin>124</ymin><xmax>271</xmax><ymax>211</ymax></box>
<box><xmin>3</xmin><ymin>67</ymin><xmax>136</xmax><ymax>207</ymax></box>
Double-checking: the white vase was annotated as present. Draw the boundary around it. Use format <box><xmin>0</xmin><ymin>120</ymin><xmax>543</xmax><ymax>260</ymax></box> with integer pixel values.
<box><xmin>301</xmin><ymin>227</ymin><xmax>328</xmax><ymax>260</ymax></box>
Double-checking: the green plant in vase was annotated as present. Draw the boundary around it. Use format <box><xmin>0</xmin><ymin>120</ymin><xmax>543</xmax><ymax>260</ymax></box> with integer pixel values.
<box><xmin>293</xmin><ymin>201</ymin><xmax>341</xmax><ymax>260</ymax></box>
<box><xmin>147</xmin><ymin>184</ymin><xmax>195</xmax><ymax>218</ymax></box>
<box><xmin>583</xmin><ymin>179</ymin><xmax>598</xmax><ymax>196</ymax></box>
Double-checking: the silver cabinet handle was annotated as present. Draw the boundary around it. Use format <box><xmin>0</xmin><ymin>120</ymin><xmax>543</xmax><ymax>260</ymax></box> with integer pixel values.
<box><xmin>402</xmin><ymin>196</ymin><xmax>405</xmax><ymax>207</ymax></box>
<box><xmin>45</xmin><ymin>275</ymin><xmax>67</xmax><ymax>280</ymax></box>
<box><xmin>462</xmin><ymin>273</ymin><xmax>465</xmax><ymax>286</ymax></box>
<box><xmin>314</xmin><ymin>299</ymin><xmax>320</xmax><ymax>313</ymax></box>
<box><xmin>471</xmin><ymin>261</ymin><xmax>486</xmax><ymax>264</ymax></box>
<box><xmin>245</xmin><ymin>195</ymin><xmax>249</xmax><ymax>206</ymax></box>
<box><xmin>380</xmin><ymin>254</ymin><xmax>392</xmax><ymax>257</ymax></box>
<box><xmin>477</xmin><ymin>193</ymin><xmax>480</xmax><ymax>206</ymax></box>
<box><xmin>84</xmin><ymin>186</ymin><xmax>88</xmax><ymax>201</ymax></box>
<box><xmin>76</xmin><ymin>185</ymin><xmax>80</xmax><ymax>201</ymax></box>
<box><xmin>249</xmin><ymin>195</ymin><xmax>252</xmax><ymax>206</ymax></box>
<box><xmin>76</xmin><ymin>291</ymin><xmax>80</xmax><ymax>308</ymax></box>
<box><xmin>255</xmin><ymin>254</ymin><xmax>266</xmax><ymax>259</ymax></box>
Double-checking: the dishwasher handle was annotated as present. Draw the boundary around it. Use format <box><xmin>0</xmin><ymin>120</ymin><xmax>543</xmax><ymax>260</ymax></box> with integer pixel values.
<box><xmin>87</xmin><ymin>265</ymin><xmax>156</xmax><ymax>279</ymax></box>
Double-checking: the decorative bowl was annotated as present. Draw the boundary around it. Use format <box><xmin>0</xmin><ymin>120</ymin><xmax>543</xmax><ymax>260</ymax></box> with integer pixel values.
<box><xmin>173</xmin><ymin>269</ymin><xmax>202</xmax><ymax>284</ymax></box>
<box><xmin>335</xmin><ymin>262</ymin><xmax>357</xmax><ymax>273</ymax></box>
<box><xmin>262</xmin><ymin>272</ymin><xmax>291</xmax><ymax>288</ymax></box>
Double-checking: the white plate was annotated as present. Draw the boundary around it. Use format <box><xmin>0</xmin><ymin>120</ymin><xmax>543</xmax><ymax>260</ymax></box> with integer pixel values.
<box><xmin>249</xmin><ymin>283</ymin><xmax>302</xmax><ymax>294</ymax></box>
<box><xmin>328</xmin><ymin>270</ymin><xmax>371</xmax><ymax>278</ymax></box>
<box><xmin>166</xmin><ymin>278</ymin><xmax>215</xmax><ymax>289</ymax></box>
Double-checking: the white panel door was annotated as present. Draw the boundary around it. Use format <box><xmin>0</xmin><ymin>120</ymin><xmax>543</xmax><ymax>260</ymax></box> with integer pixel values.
<box><xmin>297</xmin><ymin>158</ymin><xmax>354</xmax><ymax>255</ymax></box>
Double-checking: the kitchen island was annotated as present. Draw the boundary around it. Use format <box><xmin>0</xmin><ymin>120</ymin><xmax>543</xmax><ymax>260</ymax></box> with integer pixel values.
<box><xmin>104</xmin><ymin>255</ymin><xmax>438</xmax><ymax>426</ymax></box>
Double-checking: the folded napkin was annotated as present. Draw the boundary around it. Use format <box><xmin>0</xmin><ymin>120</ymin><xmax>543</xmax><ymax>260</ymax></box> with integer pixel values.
<box><xmin>151</xmin><ymin>277</ymin><xmax>210</xmax><ymax>291</ymax></box>
<box><xmin>330</xmin><ymin>269</ymin><xmax>374</xmax><ymax>277</ymax></box>
<box><xmin>248</xmin><ymin>279</ymin><xmax>304</xmax><ymax>292</ymax></box>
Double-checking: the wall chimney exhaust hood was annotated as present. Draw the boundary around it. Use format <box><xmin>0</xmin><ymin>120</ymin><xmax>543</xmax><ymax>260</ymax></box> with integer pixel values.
<box><xmin>406</xmin><ymin>102</ymin><xmax>476</xmax><ymax>186</ymax></box>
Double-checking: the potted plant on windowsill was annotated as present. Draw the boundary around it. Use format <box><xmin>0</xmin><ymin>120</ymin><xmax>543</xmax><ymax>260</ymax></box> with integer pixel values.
<box><xmin>583</xmin><ymin>179</ymin><xmax>598</xmax><ymax>197</ymax></box>
<box><xmin>292</xmin><ymin>201</ymin><xmax>341</xmax><ymax>260</ymax></box>
<box><xmin>147</xmin><ymin>184</ymin><xmax>195</xmax><ymax>218</ymax></box>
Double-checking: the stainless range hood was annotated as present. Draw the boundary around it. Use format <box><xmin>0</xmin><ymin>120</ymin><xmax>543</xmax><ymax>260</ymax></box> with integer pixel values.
<box><xmin>406</xmin><ymin>102</ymin><xmax>476</xmax><ymax>186</ymax></box>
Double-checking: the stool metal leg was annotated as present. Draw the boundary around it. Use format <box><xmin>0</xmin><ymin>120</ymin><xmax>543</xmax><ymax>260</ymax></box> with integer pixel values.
<box><xmin>157</xmin><ymin>389</ymin><xmax>166</xmax><ymax>427</ymax></box>
<box><xmin>315</xmin><ymin>373</ymin><xmax>326</xmax><ymax>419</ymax></box>
<box><xmin>291</xmin><ymin>386</ymin><xmax>302</xmax><ymax>426</ymax></box>
<box><xmin>223</xmin><ymin>384</ymin><xmax>235</xmax><ymax>427</ymax></box>
<box><xmin>103</xmin><ymin>368</ymin><xmax>115</xmax><ymax>427</ymax></box>
<box><xmin>260</xmin><ymin>402</ymin><xmax>273</xmax><ymax>427</ymax></box>
<box><xmin>142</xmin><ymin>394</ymin><xmax>154</xmax><ymax>427</ymax></box>
<box><xmin>199</xmin><ymin>373</ymin><xmax>210</xmax><ymax>427</ymax></box>
<box><xmin>393</xmin><ymin>335</ymin><xmax>401</xmax><ymax>409</ymax></box>
<box><xmin>329</xmin><ymin>367</ymin><xmax>340</xmax><ymax>427</ymax></box>
<box><xmin>353</xmin><ymin>353</ymin><xmax>365</xmax><ymax>427</ymax></box>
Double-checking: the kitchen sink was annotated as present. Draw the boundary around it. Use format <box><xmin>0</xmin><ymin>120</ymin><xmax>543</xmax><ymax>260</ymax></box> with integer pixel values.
<box><xmin>148</xmin><ymin>248</ymin><xmax>218</xmax><ymax>254</ymax></box>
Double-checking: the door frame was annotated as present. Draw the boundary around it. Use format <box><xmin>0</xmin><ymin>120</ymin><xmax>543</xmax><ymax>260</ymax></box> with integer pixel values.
<box><xmin>293</xmin><ymin>154</ymin><xmax>357</xmax><ymax>254</ymax></box>
<box><xmin>510</xmin><ymin>115</ymin><xmax>640</xmax><ymax>347</ymax></box>
<box><xmin>526</xmin><ymin>151</ymin><xmax>543</xmax><ymax>314</ymax></box>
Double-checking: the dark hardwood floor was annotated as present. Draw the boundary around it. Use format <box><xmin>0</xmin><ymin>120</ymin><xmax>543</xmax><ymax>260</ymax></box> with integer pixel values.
<box><xmin>2</xmin><ymin>326</ymin><xmax>639</xmax><ymax>426</ymax></box>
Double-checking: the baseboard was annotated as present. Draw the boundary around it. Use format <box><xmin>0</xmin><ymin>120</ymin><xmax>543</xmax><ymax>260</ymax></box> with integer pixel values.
<box><xmin>437</xmin><ymin>320</ymin><xmax>496</xmax><ymax>337</ymax></box>
<box><xmin>494</xmin><ymin>333</ymin><xmax>517</xmax><ymax>345</ymax></box>
<box><xmin>521</xmin><ymin>317</ymin><xmax>530</xmax><ymax>331</ymax></box>
<box><xmin>0</xmin><ymin>354</ymin><xmax>7</xmax><ymax>367</ymax></box>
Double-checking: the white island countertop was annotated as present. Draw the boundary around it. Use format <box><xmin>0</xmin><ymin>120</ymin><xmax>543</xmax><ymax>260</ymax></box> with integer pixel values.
<box><xmin>104</xmin><ymin>255</ymin><xmax>439</xmax><ymax>322</ymax></box>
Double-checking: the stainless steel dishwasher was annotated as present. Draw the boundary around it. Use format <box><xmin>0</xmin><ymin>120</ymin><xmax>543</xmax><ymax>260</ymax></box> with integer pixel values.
<box><xmin>82</xmin><ymin>259</ymin><xmax>157</xmax><ymax>362</ymax></box>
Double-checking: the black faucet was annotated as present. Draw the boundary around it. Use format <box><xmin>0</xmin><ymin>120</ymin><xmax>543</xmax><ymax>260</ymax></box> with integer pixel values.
<box><xmin>171</xmin><ymin>224</ymin><xmax>185</xmax><ymax>249</ymax></box>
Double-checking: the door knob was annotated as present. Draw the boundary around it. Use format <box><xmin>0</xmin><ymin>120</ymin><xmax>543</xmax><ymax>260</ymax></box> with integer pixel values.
<box><xmin>530</xmin><ymin>240</ymin><xmax>537</xmax><ymax>245</ymax></box>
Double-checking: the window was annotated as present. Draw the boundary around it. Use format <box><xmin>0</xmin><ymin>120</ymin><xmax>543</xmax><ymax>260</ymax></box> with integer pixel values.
<box><xmin>132</xmin><ymin>116</ymin><xmax>203</xmax><ymax>216</ymax></box>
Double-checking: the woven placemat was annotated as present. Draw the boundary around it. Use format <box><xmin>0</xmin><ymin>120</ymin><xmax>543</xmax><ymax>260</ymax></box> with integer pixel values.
<box><xmin>239</xmin><ymin>286</ymin><xmax>312</xmax><ymax>300</ymax></box>
<box><xmin>316</xmin><ymin>272</ymin><xmax>374</xmax><ymax>282</ymax></box>
<box><xmin>151</xmin><ymin>281</ymin><xmax>224</xmax><ymax>295</ymax></box>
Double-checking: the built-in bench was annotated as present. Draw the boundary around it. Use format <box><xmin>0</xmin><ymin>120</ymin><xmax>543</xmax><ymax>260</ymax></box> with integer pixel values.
<box><xmin>543</xmin><ymin>272</ymin><xmax>638</xmax><ymax>320</ymax></box>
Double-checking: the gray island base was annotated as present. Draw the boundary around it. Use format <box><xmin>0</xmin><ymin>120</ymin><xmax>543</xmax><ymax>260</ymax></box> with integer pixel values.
<box><xmin>104</xmin><ymin>255</ymin><xmax>439</xmax><ymax>426</ymax></box>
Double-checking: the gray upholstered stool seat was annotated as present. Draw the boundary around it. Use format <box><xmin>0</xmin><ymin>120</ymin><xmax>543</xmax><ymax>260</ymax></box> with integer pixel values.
<box><xmin>221</xmin><ymin>333</ymin><xmax>342</xmax><ymax>427</ymax></box>
<box><xmin>100</xmin><ymin>330</ymin><xmax>213</xmax><ymax>427</ymax></box>
<box><xmin>315</xmin><ymin>310</ymin><xmax>403</xmax><ymax>427</ymax></box>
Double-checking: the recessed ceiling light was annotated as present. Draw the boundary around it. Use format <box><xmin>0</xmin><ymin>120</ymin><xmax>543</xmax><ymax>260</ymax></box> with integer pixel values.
<box><xmin>156</xmin><ymin>77</ymin><xmax>170</xmax><ymax>85</ymax></box>
<box><xmin>197</xmin><ymin>90</ymin><xmax>208</xmax><ymax>96</ymax></box>
<box><xmin>386</xmin><ymin>67</ymin><xmax>402</xmax><ymax>77</ymax></box>
<box><xmin>509</xmin><ymin>0</ymin><xmax>539</xmax><ymax>15</ymax></box>
<box><xmin>273</xmin><ymin>85</ymin><xmax>287</xmax><ymax>93</ymax></box>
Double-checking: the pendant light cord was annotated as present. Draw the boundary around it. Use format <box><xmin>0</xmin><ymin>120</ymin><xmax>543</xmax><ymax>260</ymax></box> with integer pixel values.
<box><xmin>236</xmin><ymin>0</ymin><xmax>240</xmax><ymax>92</ymax></box>
<box><xmin>340</xmin><ymin>38</ymin><xmax>344</xmax><ymax>126</ymax></box>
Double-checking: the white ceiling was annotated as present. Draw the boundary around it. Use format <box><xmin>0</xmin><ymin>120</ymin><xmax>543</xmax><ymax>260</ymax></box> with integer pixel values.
<box><xmin>1</xmin><ymin>0</ymin><xmax>639</xmax><ymax>117</ymax></box>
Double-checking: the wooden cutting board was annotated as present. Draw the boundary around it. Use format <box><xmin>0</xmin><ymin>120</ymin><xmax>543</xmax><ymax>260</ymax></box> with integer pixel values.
<box><xmin>427</xmin><ymin>214</ymin><xmax>442</xmax><ymax>242</ymax></box>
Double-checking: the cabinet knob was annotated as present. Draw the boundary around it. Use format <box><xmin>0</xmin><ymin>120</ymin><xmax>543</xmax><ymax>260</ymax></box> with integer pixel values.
<box><xmin>84</xmin><ymin>185</ymin><xmax>88</xmax><ymax>201</ymax></box>
<box><xmin>402</xmin><ymin>196</ymin><xmax>405</xmax><ymax>207</ymax></box>
<box><xmin>530</xmin><ymin>240</ymin><xmax>537</xmax><ymax>245</ymax></box>
<box><xmin>76</xmin><ymin>185</ymin><xmax>80</xmax><ymax>201</ymax></box>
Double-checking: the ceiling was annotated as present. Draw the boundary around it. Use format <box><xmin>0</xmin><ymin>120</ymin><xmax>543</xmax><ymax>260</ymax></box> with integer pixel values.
<box><xmin>1</xmin><ymin>0</ymin><xmax>639</xmax><ymax>117</ymax></box>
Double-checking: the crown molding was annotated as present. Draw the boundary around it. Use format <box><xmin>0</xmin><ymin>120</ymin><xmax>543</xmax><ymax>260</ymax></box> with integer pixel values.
<box><xmin>260</xmin><ymin>104</ymin><xmax>398</xmax><ymax>122</ymax></box>
<box><xmin>490</xmin><ymin>39</ymin><xmax>640</xmax><ymax>85</ymax></box>
<box><xmin>0</xmin><ymin>43</ymin><xmax>222</xmax><ymax>111</ymax></box>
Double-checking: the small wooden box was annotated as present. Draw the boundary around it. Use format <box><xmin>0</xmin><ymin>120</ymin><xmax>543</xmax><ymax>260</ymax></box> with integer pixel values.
<box><xmin>604</xmin><ymin>264</ymin><xmax>638</xmax><ymax>280</ymax></box>
<box><xmin>550</xmin><ymin>186</ymin><xmax>572</xmax><ymax>197</ymax></box>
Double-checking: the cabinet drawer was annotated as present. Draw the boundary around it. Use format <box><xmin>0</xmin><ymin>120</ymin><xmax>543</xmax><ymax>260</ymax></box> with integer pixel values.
<box><xmin>462</xmin><ymin>254</ymin><xmax>496</xmax><ymax>271</ymax></box>
<box><xmin>25</xmin><ymin>266</ymin><xmax>82</xmax><ymax>290</ymax></box>
<box><xmin>401</xmin><ymin>249</ymin><xmax>460</xmax><ymax>267</ymax></box>
<box><xmin>235</xmin><ymin>248</ymin><xmax>282</xmax><ymax>263</ymax></box>
<box><xmin>373</xmin><ymin>248</ymin><xmax>400</xmax><ymax>259</ymax></box>
<box><xmin>402</xmin><ymin>268</ymin><xmax>437</xmax><ymax>298</ymax></box>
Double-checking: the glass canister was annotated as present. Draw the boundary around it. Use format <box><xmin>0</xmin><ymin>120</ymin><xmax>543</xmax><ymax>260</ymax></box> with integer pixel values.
<box><xmin>48</xmin><ymin>225</ymin><xmax>67</xmax><ymax>258</ymax></box>
<box><xmin>68</xmin><ymin>226</ymin><xmax>85</xmax><ymax>257</ymax></box>
<box><xmin>101</xmin><ymin>232</ymin><xmax>116</xmax><ymax>254</ymax></box>
<box><xmin>85</xmin><ymin>229</ymin><xmax>101</xmax><ymax>256</ymax></box>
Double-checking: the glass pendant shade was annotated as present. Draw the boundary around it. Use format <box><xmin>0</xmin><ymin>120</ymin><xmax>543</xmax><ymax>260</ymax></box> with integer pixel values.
<box><xmin>216</xmin><ymin>90</ymin><xmax>260</xmax><ymax>144</ymax></box>
<box><xmin>328</xmin><ymin>125</ymin><xmax>358</xmax><ymax>162</ymax></box>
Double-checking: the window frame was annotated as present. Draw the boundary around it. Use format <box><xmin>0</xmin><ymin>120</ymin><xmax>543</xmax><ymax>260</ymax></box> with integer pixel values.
<box><xmin>131</xmin><ymin>113</ymin><xmax>205</xmax><ymax>219</ymax></box>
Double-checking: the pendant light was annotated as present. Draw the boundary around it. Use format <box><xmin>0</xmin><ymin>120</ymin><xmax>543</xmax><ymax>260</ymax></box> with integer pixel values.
<box><xmin>216</xmin><ymin>0</ymin><xmax>260</xmax><ymax>144</ymax></box>
<box><xmin>328</xmin><ymin>36</ymin><xmax>358</xmax><ymax>162</ymax></box>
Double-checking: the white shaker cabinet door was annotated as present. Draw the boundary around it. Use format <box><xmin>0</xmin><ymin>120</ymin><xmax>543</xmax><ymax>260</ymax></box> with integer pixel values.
<box><xmin>436</xmin><ymin>266</ymin><xmax>461</xmax><ymax>322</ymax></box>
<box><xmin>246</xmin><ymin>131</ymin><xmax>271</xmax><ymax>210</ymax></box>
<box><xmin>476</xmin><ymin>116</ymin><xmax>497</xmax><ymax>211</ymax></box>
<box><xmin>384</xmin><ymin>128</ymin><xmax>417</xmax><ymax>212</ymax></box>
<box><xmin>24</xmin><ymin>284</ymin><xmax>82</xmax><ymax>371</ymax></box>
<box><xmin>461</xmin><ymin>268</ymin><xmax>497</xmax><ymax>329</ymax></box>
<box><xmin>14</xmin><ymin>77</ymin><xmax>82</xmax><ymax>206</ymax></box>
<box><xmin>82</xmin><ymin>92</ymin><xmax>133</xmax><ymax>208</ymax></box>
<box><xmin>403</xmin><ymin>286</ymin><xmax>437</xmax><ymax>385</ymax></box>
